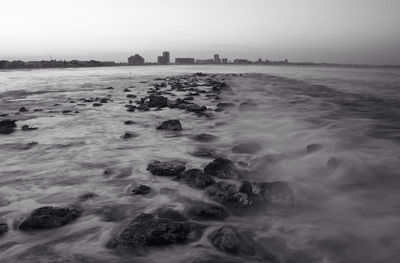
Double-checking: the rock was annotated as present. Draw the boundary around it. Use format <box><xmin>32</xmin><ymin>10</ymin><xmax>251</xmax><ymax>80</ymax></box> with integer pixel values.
<box><xmin>232</xmin><ymin>142</ymin><xmax>262</xmax><ymax>154</ymax></box>
<box><xmin>62</xmin><ymin>110</ymin><xmax>72</xmax><ymax>114</ymax></box>
<box><xmin>33</xmin><ymin>109</ymin><xmax>43</xmax><ymax>112</ymax></box>
<box><xmin>124</xmin><ymin>120</ymin><xmax>136</xmax><ymax>125</ymax></box>
<box><xmin>137</xmin><ymin>104</ymin><xmax>150</xmax><ymax>111</ymax></box>
<box><xmin>78</xmin><ymin>192</ymin><xmax>97</xmax><ymax>201</ymax></box>
<box><xmin>306</xmin><ymin>143</ymin><xmax>323</xmax><ymax>153</ymax></box>
<box><xmin>107</xmin><ymin>213</ymin><xmax>191</xmax><ymax>249</ymax></box>
<box><xmin>100</xmin><ymin>98</ymin><xmax>109</xmax><ymax>103</ymax></box>
<box><xmin>157</xmin><ymin>119</ymin><xmax>182</xmax><ymax>131</ymax></box>
<box><xmin>147</xmin><ymin>160</ymin><xmax>186</xmax><ymax>177</ymax></box>
<box><xmin>185</xmin><ymin>104</ymin><xmax>207</xmax><ymax>113</ymax></box>
<box><xmin>21</xmin><ymin>124</ymin><xmax>38</xmax><ymax>131</ymax></box>
<box><xmin>239</xmin><ymin>101</ymin><xmax>257</xmax><ymax>111</ymax></box>
<box><xmin>187</xmin><ymin>203</ymin><xmax>229</xmax><ymax>220</ymax></box>
<box><xmin>17</xmin><ymin>206</ymin><xmax>81</xmax><ymax>231</ymax></box>
<box><xmin>106</xmin><ymin>87</ymin><xmax>114</xmax><ymax>90</ymax></box>
<box><xmin>19</xmin><ymin>107</ymin><xmax>28</xmax><ymax>112</ymax></box>
<box><xmin>191</xmin><ymin>133</ymin><xmax>218</xmax><ymax>142</ymax></box>
<box><xmin>208</xmin><ymin>226</ymin><xmax>256</xmax><ymax>255</ymax></box>
<box><xmin>126</xmin><ymin>105</ymin><xmax>137</xmax><ymax>112</ymax></box>
<box><xmin>191</xmin><ymin>147</ymin><xmax>219</xmax><ymax>158</ymax></box>
<box><xmin>156</xmin><ymin>208</ymin><xmax>187</xmax><ymax>221</ymax></box>
<box><xmin>93</xmin><ymin>103</ymin><xmax>103</xmax><ymax>107</ymax></box>
<box><xmin>126</xmin><ymin>94</ymin><xmax>137</xmax><ymax>99</ymax></box>
<box><xmin>148</xmin><ymin>95</ymin><xmax>169</xmax><ymax>108</ymax></box>
<box><xmin>206</xmin><ymin>181</ymin><xmax>238</xmax><ymax>203</ymax></box>
<box><xmin>0</xmin><ymin>222</ymin><xmax>8</xmax><ymax>236</ymax></box>
<box><xmin>204</xmin><ymin>158</ymin><xmax>240</xmax><ymax>179</ymax></box>
<box><xmin>122</xmin><ymin>132</ymin><xmax>138</xmax><ymax>139</ymax></box>
<box><xmin>123</xmin><ymin>88</ymin><xmax>131</xmax><ymax>92</ymax></box>
<box><xmin>125</xmin><ymin>182</ymin><xmax>151</xmax><ymax>195</ymax></box>
<box><xmin>179</xmin><ymin>169</ymin><xmax>215</xmax><ymax>189</ymax></box>
<box><xmin>216</xmin><ymin>102</ymin><xmax>235</xmax><ymax>108</ymax></box>
<box><xmin>0</xmin><ymin>119</ymin><xmax>17</xmax><ymax>134</ymax></box>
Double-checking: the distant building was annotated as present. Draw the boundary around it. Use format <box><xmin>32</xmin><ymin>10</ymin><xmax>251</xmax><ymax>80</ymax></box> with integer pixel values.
<box><xmin>157</xmin><ymin>51</ymin><xmax>170</xmax><ymax>65</ymax></box>
<box><xmin>128</xmin><ymin>54</ymin><xmax>145</xmax><ymax>65</ymax></box>
<box><xmin>233</xmin><ymin>59</ymin><xmax>252</xmax><ymax>64</ymax></box>
<box><xmin>214</xmin><ymin>54</ymin><xmax>221</xmax><ymax>64</ymax></box>
<box><xmin>221</xmin><ymin>58</ymin><xmax>228</xmax><ymax>64</ymax></box>
<box><xmin>196</xmin><ymin>59</ymin><xmax>214</xmax><ymax>64</ymax></box>
<box><xmin>175</xmin><ymin>58</ymin><xmax>195</xmax><ymax>64</ymax></box>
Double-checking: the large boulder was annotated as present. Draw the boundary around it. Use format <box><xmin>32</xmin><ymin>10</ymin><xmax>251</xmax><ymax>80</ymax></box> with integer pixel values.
<box><xmin>0</xmin><ymin>119</ymin><xmax>17</xmax><ymax>135</ymax></box>
<box><xmin>147</xmin><ymin>95</ymin><xmax>169</xmax><ymax>108</ymax></box>
<box><xmin>187</xmin><ymin>203</ymin><xmax>229</xmax><ymax>220</ymax></box>
<box><xmin>179</xmin><ymin>169</ymin><xmax>215</xmax><ymax>189</ymax></box>
<box><xmin>107</xmin><ymin>213</ymin><xmax>191</xmax><ymax>249</ymax></box>
<box><xmin>157</xmin><ymin>119</ymin><xmax>182</xmax><ymax>131</ymax></box>
<box><xmin>208</xmin><ymin>226</ymin><xmax>256</xmax><ymax>255</ymax></box>
<box><xmin>147</xmin><ymin>160</ymin><xmax>186</xmax><ymax>177</ymax></box>
<box><xmin>204</xmin><ymin>158</ymin><xmax>240</xmax><ymax>179</ymax></box>
<box><xmin>17</xmin><ymin>206</ymin><xmax>81</xmax><ymax>231</ymax></box>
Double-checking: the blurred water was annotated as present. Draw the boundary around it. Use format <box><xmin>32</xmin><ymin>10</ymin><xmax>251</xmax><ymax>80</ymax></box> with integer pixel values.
<box><xmin>0</xmin><ymin>65</ymin><xmax>399</xmax><ymax>263</ymax></box>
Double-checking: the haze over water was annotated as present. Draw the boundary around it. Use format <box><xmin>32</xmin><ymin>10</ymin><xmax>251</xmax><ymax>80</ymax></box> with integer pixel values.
<box><xmin>0</xmin><ymin>65</ymin><xmax>399</xmax><ymax>262</ymax></box>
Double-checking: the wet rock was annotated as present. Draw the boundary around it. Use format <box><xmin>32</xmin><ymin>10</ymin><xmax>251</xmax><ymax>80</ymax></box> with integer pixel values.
<box><xmin>17</xmin><ymin>206</ymin><xmax>81</xmax><ymax>231</ymax></box>
<box><xmin>191</xmin><ymin>133</ymin><xmax>218</xmax><ymax>142</ymax></box>
<box><xmin>206</xmin><ymin>181</ymin><xmax>238</xmax><ymax>203</ymax></box>
<box><xmin>237</xmin><ymin>161</ymin><xmax>249</xmax><ymax>168</ymax></box>
<box><xmin>100</xmin><ymin>98</ymin><xmax>110</xmax><ymax>103</ymax></box>
<box><xmin>125</xmin><ymin>182</ymin><xmax>151</xmax><ymax>195</ymax></box>
<box><xmin>107</xmin><ymin>213</ymin><xmax>191</xmax><ymax>249</ymax></box>
<box><xmin>78</xmin><ymin>192</ymin><xmax>97</xmax><ymax>201</ymax></box>
<box><xmin>62</xmin><ymin>110</ymin><xmax>72</xmax><ymax>114</ymax></box>
<box><xmin>137</xmin><ymin>104</ymin><xmax>150</xmax><ymax>111</ymax></box>
<box><xmin>212</xmin><ymin>83</ymin><xmax>235</xmax><ymax>95</ymax></box>
<box><xmin>232</xmin><ymin>142</ymin><xmax>262</xmax><ymax>154</ymax></box>
<box><xmin>306</xmin><ymin>143</ymin><xmax>323</xmax><ymax>153</ymax></box>
<box><xmin>126</xmin><ymin>94</ymin><xmax>137</xmax><ymax>99</ymax></box>
<box><xmin>122</xmin><ymin>132</ymin><xmax>138</xmax><ymax>139</ymax></box>
<box><xmin>126</xmin><ymin>105</ymin><xmax>137</xmax><ymax>112</ymax></box>
<box><xmin>0</xmin><ymin>222</ymin><xmax>8</xmax><ymax>236</ymax></box>
<box><xmin>183</xmin><ymin>96</ymin><xmax>194</xmax><ymax>101</ymax></box>
<box><xmin>239</xmin><ymin>101</ymin><xmax>257</xmax><ymax>111</ymax></box>
<box><xmin>208</xmin><ymin>226</ymin><xmax>256</xmax><ymax>255</ymax></box>
<box><xmin>156</xmin><ymin>208</ymin><xmax>187</xmax><ymax>222</ymax></box>
<box><xmin>327</xmin><ymin>157</ymin><xmax>340</xmax><ymax>172</ymax></box>
<box><xmin>124</xmin><ymin>120</ymin><xmax>136</xmax><ymax>125</ymax></box>
<box><xmin>185</xmin><ymin>104</ymin><xmax>207</xmax><ymax>113</ymax></box>
<box><xmin>0</xmin><ymin>119</ymin><xmax>17</xmax><ymax>134</ymax></box>
<box><xmin>106</xmin><ymin>87</ymin><xmax>114</xmax><ymax>90</ymax></box>
<box><xmin>148</xmin><ymin>95</ymin><xmax>169</xmax><ymax>108</ymax></box>
<box><xmin>157</xmin><ymin>119</ymin><xmax>182</xmax><ymax>131</ymax></box>
<box><xmin>33</xmin><ymin>109</ymin><xmax>43</xmax><ymax>112</ymax></box>
<box><xmin>191</xmin><ymin>147</ymin><xmax>219</xmax><ymax>158</ymax></box>
<box><xmin>147</xmin><ymin>160</ymin><xmax>186</xmax><ymax>177</ymax></box>
<box><xmin>187</xmin><ymin>203</ymin><xmax>229</xmax><ymax>220</ymax></box>
<box><xmin>19</xmin><ymin>107</ymin><xmax>28</xmax><ymax>112</ymax></box>
<box><xmin>21</xmin><ymin>125</ymin><xmax>38</xmax><ymax>131</ymax></box>
<box><xmin>93</xmin><ymin>103</ymin><xmax>103</xmax><ymax>107</ymax></box>
<box><xmin>123</xmin><ymin>88</ymin><xmax>131</xmax><ymax>92</ymax></box>
<box><xmin>179</xmin><ymin>169</ymin><xmax>215</xmax><ymax>189</ymax></box>
<box><xmin>204</xmin><ymin>158</ymin><xmax>240</xmax><ymax>179</ymax></box>
<box><xmin>0</xmin><ymin>113</ymin><xmax>9</xmax><ymax>117</ymax></box>
<box><xmin>217</xmin><ymin>102</ymin><xmax>235</xmax><ymax>108</ymax></box>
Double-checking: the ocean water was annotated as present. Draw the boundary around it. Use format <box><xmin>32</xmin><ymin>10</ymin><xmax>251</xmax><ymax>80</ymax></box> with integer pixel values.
<box><xmin>0</xmin><ymin>65</ymin><xmax>399</xmax><ymax>263</ymax></box>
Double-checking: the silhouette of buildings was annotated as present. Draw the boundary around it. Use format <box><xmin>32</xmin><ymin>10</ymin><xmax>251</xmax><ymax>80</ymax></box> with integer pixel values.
<box><xmin>221</xmin><ymin>58</ymin><xmax>228</xmax><ymax>64</ymax></box>
<box><xmin>214</xmin><ymin>54</ymin><xmax>221</xmax><ymax>64</ymax></box>
<box><xmin>196</xmin><ymin>59</ymin><xmax>214</xmax><ymax>64</ymax></box>
<box><xmin>158</xmin><ymin>51</ymin><xmax>170</xmax><ymax>65</ymax></box>
<box><xmin>175</xmin><ymin>58</ymin><xmax>195</xmax><ymax>64</ymax></box>
<box><xmin>128</xmin><ymin>54</ymin><xmax>145</xmax><ymax>65</ymax></box>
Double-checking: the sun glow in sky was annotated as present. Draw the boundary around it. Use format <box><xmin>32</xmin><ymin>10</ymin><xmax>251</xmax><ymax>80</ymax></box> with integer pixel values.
<box><xmin>1</xmin><ymin>0</ymin><xmax>399</xmax><ymax>64</ymax></box>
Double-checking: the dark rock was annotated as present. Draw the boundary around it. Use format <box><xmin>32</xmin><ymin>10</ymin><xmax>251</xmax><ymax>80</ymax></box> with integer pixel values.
<box><xmin>187</xmin><ymin>203</ymin><xmax>229</xmax><ymax>220</ymax></box>
<box><xmin>237</xmin><ymin>161</ymin><xmax>249</xmax><ymax>168</ymax></box>
<box><xmin>123</xmin><ymin>88</ymin><xmax>131</xmax><ymax>92</ymax></box>
<box><xmin>208</xmin><ymin>226</ymin><xmax>256</xmax><ymax>255</ymax></box>
<box><xmin>124</xmin><ymin>120</ymin><xmax>136</xmax><ymax>125</ymax></box>
<box><xmin>126</xmin><ymin>105</ymin><xmax>137</xmax><ymax>112</ymax></box>
<box><xmin>106</xmin><ymin>87</ymin><xmax>114</xmax><ymax>90</ymax></box>
<box><xmin>191</xmin><ymin>133</ymin><xmax>218</xmax><ymax>142</ymax></box>
<box><xmin>93</xmin><ymin>103</ymin><xmax>103</xmax><ymax>107</ymax></box>
<box><xmin>122</xmin><ymin>132</ymin><xmax>138</xmax><ymax>139</ymax></box>
<box><xmin>33</xmin><ymin>109</ymin><xmax>43</xmax><ymax>112</ymax></box>
<box><xmin>232</xmin><ymin>142</ymin><xmax>262</xmax><ymax>154</ymax></box>
<box><xmin>156</xmin><ymin>208</ymin><xmax>187</xmax><ymax>222</ymax></box>
<box><xmin>148</xmin><ymin>95</ymin><xmax>169</xmax><ymax>108</ymax></box>
<box><xmin>206</xmin><ymin>181</ymin><xmax>238</xmax><ymax>203</ymax></box>
<box><xmin>19</xmin><ymin>107</ymin><xmax>28</xmax><ymax>112</ymax></box>
<box><xmin>0</xmin><ymin>222</ymin><xmax>8</xmax><ymax>236</ymax></box>
<box><xmin>137</xmin><ymin>104</ymin><xmax>150</xmax><ymax>111</ymax></box>
<box><xmin>185</xmin><ymin>104</ymin><xmax>207</xmax><ymax>113</ymax></box>
<box><xmin>107</xmin><ymin>213</ymin><xmax>191</xmax><ymax>249</ymax></box>
<box><xmin>78</xmin><ymin>192</ymin><xmax>97</xmax><ymax>201</ymax></box>
<box><xmin>125</xmin><ymin>182</ymin><xmax>151</xmax><ymax>195</ymax></box>
<box><xmin>0</xmin><ymin>113</ymin><xmax>9</xmax><ymax>117</ymax></box>
<box><xmin>239</xmin><ymin>101</ymin><xmax>257</xmax><ymax>111</ymax></box>
<box><xmin>147</xmin><ymin>160</ymin><xmax>186</xmax><ymax>177</ymax></box>
<box><xmin>21</xmin><ymin>124</ymin><xmax>38</xmax><ymax>131</ymax></box>
<box><xmin>17</xmin><ymin>206</ymin><xmax>81</xmax><ymax>231</ymax></box>
<box><xmin>179</xmin><ymin>169</ymin><xmax>215</xmax><ymax>189</ymax></box>
<box><xmin>327</xmin><ymin>157</ymin><xmax>340</xmax><ymax>171</ymax></box>
<box><xmin>157</xmin><ymin>119</ymin><xmax>182</xmax><ymax>131</ymax></box>
<box><xmin>217</xmin><ymin>102</ymin><xmax>235</xmax><ymax>108</ymax></box>
<box><xmin>306</xmin><ymin>143</ymin><xmax>323</xmax><ymax>153</ymax></box>
<box><xmin>100</xmin><ymin>98</ymin><xmax>109</xmax><ymax>103</ymax></box>
<box><xmin>126</xmin><ymin>94</ymin><xmax>137</xmax><ymax>99</ymax></box>
<box><xmin>191</xmin><ymin>147</ymin><xmax>219</xmax><ymax>158</ymax></box>
<box><xmin>183</xmin><ymin>96</ymin><xmax>194</xmax><ymax>101</ymax></box>
<box><xmin>204</xmin><ymin>158</ymin><xmax>239</xmax><ymax>179</ymax></box>
<box><xmin>0</xmin><ymin>119</ymin><xmax>17</xmax><ymax>134</ymax></box>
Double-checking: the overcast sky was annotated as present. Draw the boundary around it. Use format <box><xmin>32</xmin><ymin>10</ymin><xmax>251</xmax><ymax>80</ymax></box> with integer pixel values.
<box><xmin>1</xmin><ymin>0</ymin><xmax>399</xmax><ymax>64</ymax></box>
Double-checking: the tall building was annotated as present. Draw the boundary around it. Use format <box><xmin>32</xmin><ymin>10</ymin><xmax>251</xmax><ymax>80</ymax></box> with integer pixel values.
<box><xmin>214</xmin><ymin>54</ymin><xmax>221</xmax><ymax>64</ymax></box>
<box><xmin>221</xmin><ymin>58</ymin><xmax>228</xmax><ymax>64</ymax></box>
<box><xmin>128</xmin><ymin>54</ymin><xmax>145</xmax><ymax>65</ymax></box>
<box><xmin>157</xmin><ymin>51</ymin><xmax>170</xmax><ymax>65</ymax></box>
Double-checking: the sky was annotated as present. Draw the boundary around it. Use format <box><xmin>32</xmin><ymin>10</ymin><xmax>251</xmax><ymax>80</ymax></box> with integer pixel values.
<box><xmin>1</xmin><ymin>0</ymin><xmax>400</xmax><ymax>64</ymax></box>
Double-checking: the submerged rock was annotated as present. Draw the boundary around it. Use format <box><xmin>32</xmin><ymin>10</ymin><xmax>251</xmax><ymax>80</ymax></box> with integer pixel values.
<box><xmin>125</xmin><ymin>182</ymin><xmax>151</xmax><ymax>195</ymax></box>
<box><xmin>122</xmin><ymin>132</ymin><xmax>138</xmax><ymax>140</ymax></box>
<box><xmin>306</xmin><ymin>143</ymin><xmax>323</xmax><ymax>153</ymax></box>
<box><xmin>232</xmin><ymin>142</ymin><xmax>262</xmax><ymax>154</ymax></box>
<box><xmin>204</xmin><ymin>158</ymin><xmax>240</xmax><ymax>179</ymax></box>
<box><xmin>107</xmin><ymin>213</ymin><xmax>192</xmax><ymax>249</ymax></box>
<box><xmin>208</xmin><ymin>226</ymin><xmax>256</xmax><ymax>255</ymax></box>
<box><xmin>19</xmin><ymin>107</ymin><xmax>28</xmax><ymax>112</ymax></box>
<box><xmin>187</xmin><ymin>203</ymin><xmax>229</xmax><ymax>220</ymax></box>
<box><xmin>147</xmin><ymin>160</ymin><xmax>186</xmax><ymax>177</ymax></box>
<box><xmin>0</xmin><ymin>119</ymin><xmax>17</xmax><ymax>134</ymax></box>
<box><xmin>206</xmin><ymin>181</ymin><xmax>238</xmax><ymax>203</ymax></box>
<box><xmin>0</xmin><ymin>222</ymin><xmax>8</xmax><ymax>236</ymax></box>
<box><xmin>17</xmin><ymin>206</ymin><xmax>81</xmax><ymax>231</ymax></box>
<box><xmin>124</xmin><ymin>120</ymin><xmax>136</xmax><ymax>125</ymax></box>
<box><xmin>179</xmin><ymin>169</ymin><xmax>215</xmax><ymax>189</ymax></box>
<box><xmin>191</xmin><ymin>133</ymin><xmax>218</xmax><ymax>142</ymax></box>
<box><xmin>156</xmin><ymin>208</ymin><xmax>187</xmax><ymax>222</ymax></box>
<box><xmin>157</xmin><ymin>119</ymin><xmax>182</xmax><ymax>131</ymax></box>
<box><xmin>21</xmin><ymin>124</ymin><xmax>38</xmax><ymax>131</ymax></box>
